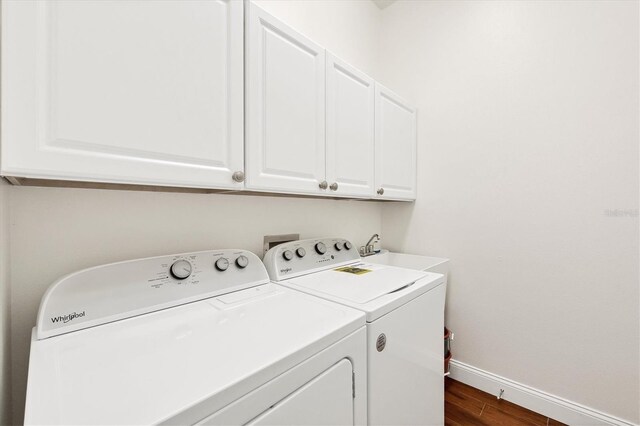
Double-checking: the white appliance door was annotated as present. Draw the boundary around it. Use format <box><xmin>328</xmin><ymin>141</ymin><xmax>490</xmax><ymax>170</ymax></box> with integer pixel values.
<box><xmin>367</xmin><ymin>284</ymin><xmax>445</xmax><ymax>426</ymax></box>
<box><xmin>246</xmin><ymin>359</ymin><xmax>354</xmax><ymax>426</ymax></box>
<box><xmin>287</xmin><ymin>264</ymin><xmax>426</xmax><ymax>304</ymax></box>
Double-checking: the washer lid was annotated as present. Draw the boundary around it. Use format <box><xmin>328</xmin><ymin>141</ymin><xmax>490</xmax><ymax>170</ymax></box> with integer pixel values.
<box><xmin>287</xmin><ymin>263</ymin><xmax>427</xmax><ymax>304</ymax></box>
<box><xmin>24</xmin><ymin>284</ymin><xmax>364</xmax><ymax>425</ymax></box>
<box><xmin>282</xmin><ymin>264</ymin><xmax>445</xmax><ymax>322</ymax></box>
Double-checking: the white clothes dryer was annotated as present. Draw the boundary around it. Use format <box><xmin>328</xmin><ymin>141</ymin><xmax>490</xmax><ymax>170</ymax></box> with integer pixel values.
<box><xmin>264</xmin><ymin>238</ymin><xmax>446</xmax><ymax>426</ymax></box>
<box><xmin>25</xmin><ymin>249</ymin><xmax>367</xmax><ymax>425</ymax></box>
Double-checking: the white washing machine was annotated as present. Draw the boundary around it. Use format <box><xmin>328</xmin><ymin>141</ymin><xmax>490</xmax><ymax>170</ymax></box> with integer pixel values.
<box><xmin>25</xmin><ymin>249</ymin><xmax>367</xmax><ymax>425</ymax></box>
<box><xmin>264</xmin><ymin>238</ymin><xmax>446</xmax><ymax>426</ymax></box>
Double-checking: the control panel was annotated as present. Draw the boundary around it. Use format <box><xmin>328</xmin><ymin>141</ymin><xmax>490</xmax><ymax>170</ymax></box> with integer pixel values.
<box><xmin>263</xmin><ymin>238</ymin><xmax>360</xmax><ymax>281</ymax></box>
<box><xmin>37</xmin><ymin>249</ymin><xmax>268</xmax><ymax>340</ymax></box>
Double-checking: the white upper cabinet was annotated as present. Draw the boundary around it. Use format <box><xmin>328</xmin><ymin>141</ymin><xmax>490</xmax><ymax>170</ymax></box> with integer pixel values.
<box><xmin>2</xmin><ymin>0</ymin><xmax>417</xmax><ymax>201</ymax></box>
<box><xmin>374</xmin><ymin>84</ymin><xmax>417</xmax><ymax>200</ymax></box>
<box><xmin>1</xmin><ymin>0</ymin><xmax>244</xmax><ymax>189</ymax></box>
<box><xmin>325</xmin><ymin>53</ymin><xmax>375</xmax><ymax>198</ymax></box>
<box><xmin>245</xmin><ymin>3</ymin><xmax>326</xmax><ymax>195</ymax></box>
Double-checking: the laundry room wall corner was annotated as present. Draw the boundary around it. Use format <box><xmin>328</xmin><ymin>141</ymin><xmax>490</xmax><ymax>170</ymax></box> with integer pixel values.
<box><xmin>0</xmin><ymin>179</ymin><xmax>12</xmax><ymax>426</ymax></box>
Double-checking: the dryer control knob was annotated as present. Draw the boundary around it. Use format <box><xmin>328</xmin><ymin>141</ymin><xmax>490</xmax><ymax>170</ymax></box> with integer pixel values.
<box><xmin>215</xmin><ymin>258</ymin><xmax>229</xmax><ymax>271</ymax></box>
<box><xmin>315</xmin><ymin>242</ymin><xmax>327</xmax><ymax>255</ymax></box>
<box><xmin>344</xmin><ymin>241</ymin><xmax>353</xmax><ymax>250</ymax></box>
<box><xmin>282</xmin><ymin>250</ymin><xmax>294</xmax><ymax>261</ymax></box>
<box><xmin>170</xmin><ymin>259</ymin><xmax>192</xmax><ymax>280</ymax></box>
<box><xmin>235</xmin><ymin>255</ymin><xmax>249</xmax><ymax>269</ymax></box>
<box><xmin>334</xmin><ymin>242</ymin><xmax>343</xmax><ymax>251</ymax></box>
<box><xmin>296</xmin><ymin>248</ymin><xmax>306</xmax><ymax>258</ymax></box>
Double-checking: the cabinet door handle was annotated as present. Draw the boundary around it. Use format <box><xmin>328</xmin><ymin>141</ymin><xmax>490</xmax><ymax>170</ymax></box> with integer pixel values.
<box><xmin>232</xmin><ymin>171</ymin><xmax>245</xmax><ymax>183</ymax></box>
<box><xmin>319</xmin><ymin>181</ymin><xmax>328</xmax><ymax>190</ymax></box>
<box><xmin>377</xmin><ymin>188</ymin><xmax>384</xmax><ymax>195</ymax></box>
<box><xmin>330</xmin><ymin>182</ymin><xmax>338</xmax><ymax>191</ymax></box>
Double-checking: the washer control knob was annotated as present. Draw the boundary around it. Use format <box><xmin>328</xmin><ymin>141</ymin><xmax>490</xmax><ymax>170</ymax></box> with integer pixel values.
<box><xmin>170</xmin><ymin>259</ymin><xmax>192</xmax><ymax>280</ymax></box>
<box><xmin>344</xmin><ymin>241</ymin><xmax>353</xmax><ymax>250</ymax></box>
<box><xmin>334</xmin><ymin>242</ymin><xmax>343</xmax><ymax>251</ymax></box>
<box><xmin>282</xmin><ymin>250</ymin><xmax>294</xmax><ymax>261</ymax></box>
<box><xmin>315</xmin><ymin>242</ymin><xmax>327</xmax><ymax>255</ymax></box>
<box><xmin>235</xmin><ymin>255</ymin><xmax>249</xmax><ymax>269</ymax></box>
<box><xmin>215</xmin><ymin>258</ymin><xmax>229</xmax><ymax>271</ymax></box>
<box><xmin>296</xmin><ymin>248</ymin><xmax>306</xmax><ymax>258</ymax></box>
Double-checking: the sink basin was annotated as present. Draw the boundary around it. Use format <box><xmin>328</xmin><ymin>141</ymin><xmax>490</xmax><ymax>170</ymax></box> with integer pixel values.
<box><xmin>365</xmin><ymin>252</ymin><xmax>449</xmax><ymax>279</ymax></box>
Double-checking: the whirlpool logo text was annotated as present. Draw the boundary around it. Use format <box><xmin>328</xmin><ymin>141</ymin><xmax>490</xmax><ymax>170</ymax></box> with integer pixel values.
<box><xmin>51</xmin><ymin>311</ymin><xmax>86</xmax><ymax>324</ymax></box>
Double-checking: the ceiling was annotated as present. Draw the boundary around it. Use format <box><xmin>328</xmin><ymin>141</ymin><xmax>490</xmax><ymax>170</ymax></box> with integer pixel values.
<box><xmin>371</xmin><ymin>0</ymin><xmax>397</xmax><ymax>10</ymax></box>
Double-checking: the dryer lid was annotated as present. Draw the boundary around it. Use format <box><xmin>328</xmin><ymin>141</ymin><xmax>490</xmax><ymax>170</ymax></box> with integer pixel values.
<box><xmin>286</xmin><ymin>263</ymin><xmax>427</xmax><ymax>304</ymax></box>
<box><xmin>24</xmin><ymin>284</ymin><xmax>365</xmax><ymax>425</ymax></box>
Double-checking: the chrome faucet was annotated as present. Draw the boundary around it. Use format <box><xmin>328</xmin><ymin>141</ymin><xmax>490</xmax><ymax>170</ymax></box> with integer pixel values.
<box><xmin>360</xmin><ymin>234</ymin><xmax>380</xmax><ymax>257</ymax></box>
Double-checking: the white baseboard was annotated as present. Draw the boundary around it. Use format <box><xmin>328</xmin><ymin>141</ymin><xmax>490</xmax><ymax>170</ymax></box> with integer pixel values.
<box><xmin>449</xmin><ymin>360</ymin><xmax>638</xmax><ymax>426</ymax></box>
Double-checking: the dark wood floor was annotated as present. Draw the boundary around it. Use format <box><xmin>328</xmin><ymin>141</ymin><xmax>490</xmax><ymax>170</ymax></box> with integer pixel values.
<box><xmin>445</xmin><ymin>378</ymin><xmax>567</xmax><ymax>426</ymax></box>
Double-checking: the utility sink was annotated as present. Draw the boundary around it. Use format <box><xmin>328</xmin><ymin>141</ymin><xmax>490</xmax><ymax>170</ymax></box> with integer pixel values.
<box><xmin>365</xmin><ymin>251</ymin><xmax>449</xmax><ymax>279</ymax></box>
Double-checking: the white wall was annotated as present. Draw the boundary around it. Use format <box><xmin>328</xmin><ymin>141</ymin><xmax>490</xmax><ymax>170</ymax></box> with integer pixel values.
<box><xmin>7</xmin><ymin>2</ymin><xmax>383</xmax><ymax>423</ymax></box>
<box><xmin>379</xmin><ymin>1</ymin><xmax>639</xmax><ymax>423</ymax></box>
<box><xmin>0</xmin><ymin>180</ymin><xmax>11</xmax><ymax>426</ymax></box>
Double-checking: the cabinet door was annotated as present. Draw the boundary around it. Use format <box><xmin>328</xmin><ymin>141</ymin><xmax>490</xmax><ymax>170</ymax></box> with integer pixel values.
<box><xmin>325</xmin><ymin>54</ymin><xmax>375</xmax><ymax>198</ymax></box>
<box><xmin>374</xmin><ymin>84</ymin><xmax>417</xmax><ymax>200</ymax></box>
<box><xmin>1</xmin><ymin>0</ymin><xmax>243</xmax><ymax>189</ymax></box>
<box><xmin>245</xmin><ymin>3</ymin><xmax>326</xmax><ymax>195</ymax></box>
